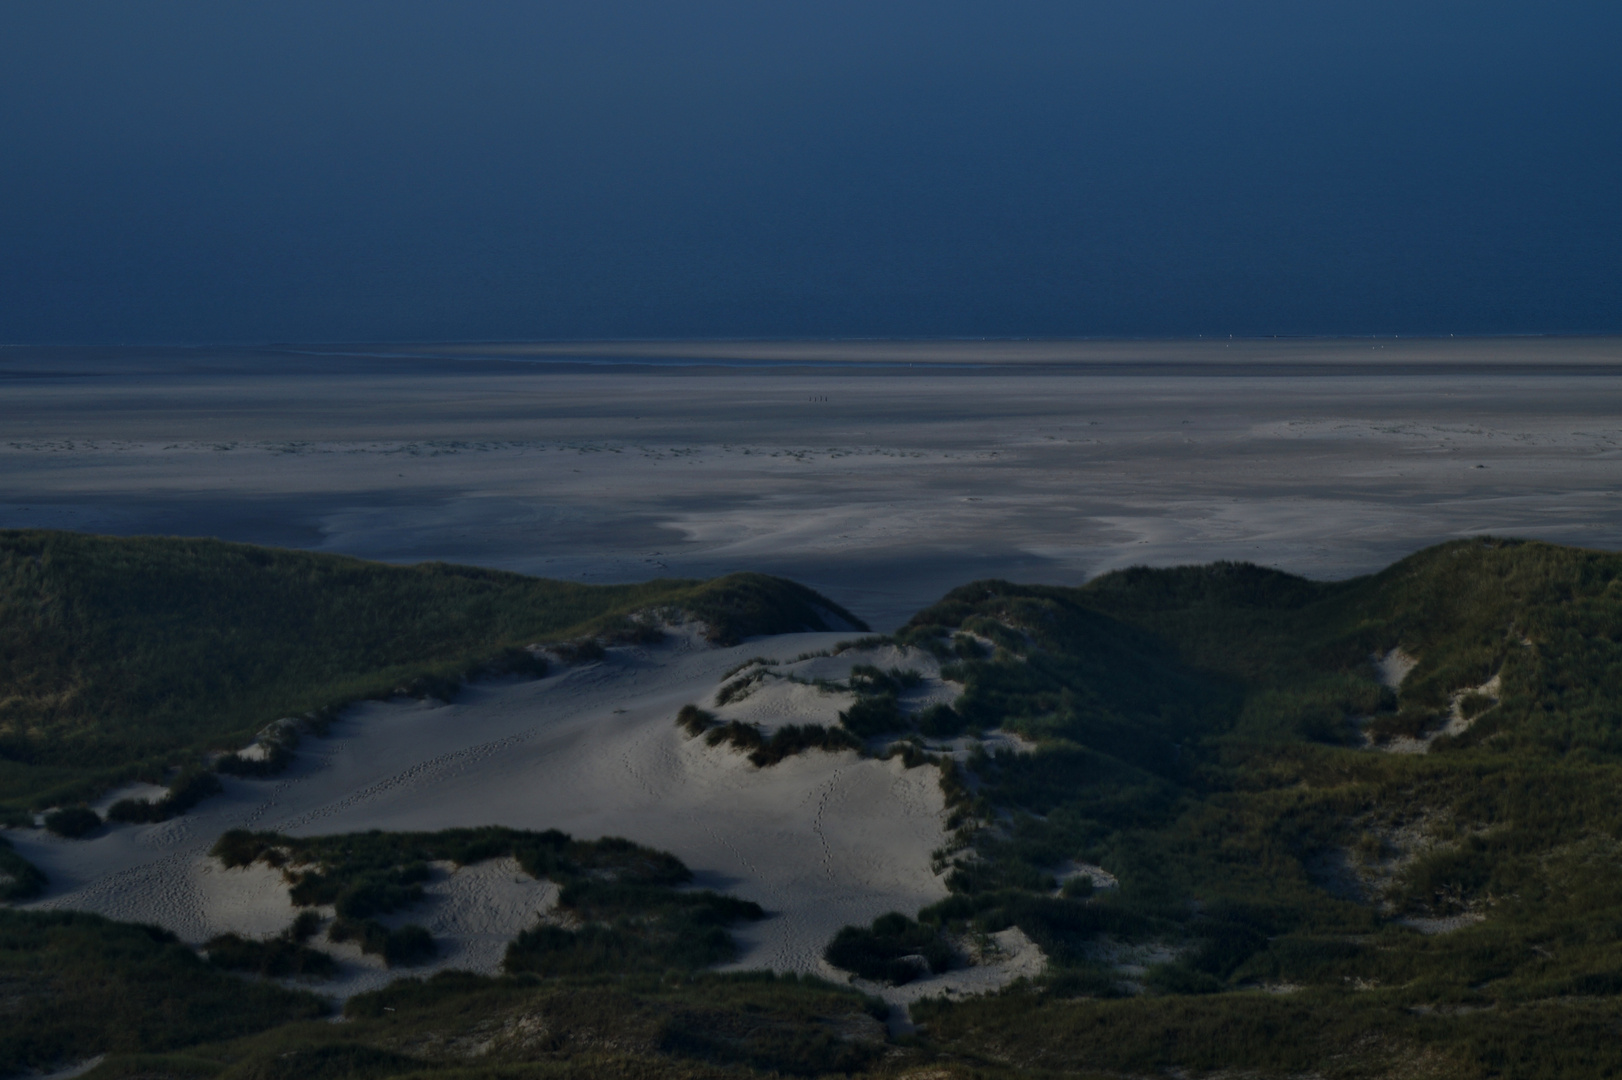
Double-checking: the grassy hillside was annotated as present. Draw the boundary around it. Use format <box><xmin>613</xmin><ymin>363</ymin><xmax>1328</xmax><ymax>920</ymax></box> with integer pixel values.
<box><xmin>0</xmin><ymin>530</ymin><xmax>864</xmax><ymax>812</ymax></box>
<box><xmin>860</xmin><ymin>537</ymin><xmax>1622</xmax><ymax>1076</ymax></box>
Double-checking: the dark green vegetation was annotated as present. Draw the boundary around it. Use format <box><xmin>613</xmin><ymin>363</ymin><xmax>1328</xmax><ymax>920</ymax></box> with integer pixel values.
<box><xmin>825</xmin><ymin>911</ymin><xmax>956</xmax><ymax>985</ymax></box>
<box><xmin>676</xmin><ymin>704</ymin><xmax>862</xmax><ymax>767</ymax></box>
<box><xmin>107</xmin><ymin>768</ymin><xmax>223</xmax><ymax>823</ymax></box>
<box><xmin>824</xmin><ymin>537</ymin><xmax>1622</xmax><ymax>1077</ymax></box>
<box><xmin>0</xmin><ymin>909</ymin><xmax>324</xmax><ymax>1075</ymax></box>
<box><xmin>676</xmin><ymin>661</ymin><xmax>931</xmax><ymax>767</ymax></box>
<box><xmin>58</xmin><ymin>972</ymin><xmax>891</xmax><ymax>1080</ymax></box>
<box><xmin>41</xmin><ymin>804</ymin><xmax>100</xmax><ymax>838</ymax></box>
<box><xmin>0</xmin><ymin>834</ymin><xmax>46</xmax><ymax>900</ymax></box>
<box><xmin>0</xmin><ymin>529</ymin><xmax>864</xmax><ymax>815</ymax></box>
<box><xmin>204</xmin><ymin>909</ymin><xmax>337</xmax><ymax>979</ymax></box>
<box><xmin>212</xmin><ymin>826</ymin><xmax>765</xmax><ymax>975</ymax></box>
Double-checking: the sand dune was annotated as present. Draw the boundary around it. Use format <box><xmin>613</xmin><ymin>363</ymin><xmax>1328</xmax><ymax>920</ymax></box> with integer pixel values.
<box><xmin>11</xmin><ymin>630</ymin><xmax>954</xmax><ymax>994</ymax></box>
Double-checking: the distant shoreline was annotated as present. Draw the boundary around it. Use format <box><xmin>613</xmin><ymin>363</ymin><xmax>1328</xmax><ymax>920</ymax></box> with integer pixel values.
<box><xmin>4</xmin><ymin>334</ymin><xmax>1622</xmax><ymax>377</ymax></box>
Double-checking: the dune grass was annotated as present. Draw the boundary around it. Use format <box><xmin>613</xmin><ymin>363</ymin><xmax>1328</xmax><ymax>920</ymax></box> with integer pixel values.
<box><xmin>0</xmin><ymin>530</ymin><xmax>865</xmax><ymax>814</ymax></box>
<box><xmin>212</xmin><ymin>826</ymin><xmax>763</xmax><ymax>976</ymax></box>
<box><xmin>0</xmin><ymin>833</ymin><xmax>47</xmax><ymax>900</ymax></box>
<box><xmin>28</xmin><ymin>535</ymin><xmax>1622</xmax><ymax>1076</ymax></box>
<box><xmin>674</xmin><ymin>703</ymin><xmax>861</xmax><ymax>766</ymax></box>
<box><xmin>834</xmin><ymin>537</ymin><xmax>1622</xmax><ymax>1073</ymax></box>
<box><xmin>0</xmin><ymin>909</ymin><xmax>324</xmax><ymax>1076</ymax></box>
<box><xmin>154</xmin><ymin>971</ymin><xmax>890</xmax><ymax>1080</ymax></box>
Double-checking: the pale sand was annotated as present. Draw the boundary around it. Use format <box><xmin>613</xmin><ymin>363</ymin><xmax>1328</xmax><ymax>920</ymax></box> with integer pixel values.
<box><xmin>7</xmin><ymin>631</ymin><xmax>952</xmax><ymax>992</ymax></box>
<box><xmin>1374</xmin><ymin>647</ymin><xmax>1418</xmax><ymax>689</ymax></box>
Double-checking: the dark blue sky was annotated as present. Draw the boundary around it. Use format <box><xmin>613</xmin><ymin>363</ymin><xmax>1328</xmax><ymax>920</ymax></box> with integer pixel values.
<box><xmin>2</xmin><ymin>2</ymin><xmax>1618</xmax><ymax>343</ymax></box>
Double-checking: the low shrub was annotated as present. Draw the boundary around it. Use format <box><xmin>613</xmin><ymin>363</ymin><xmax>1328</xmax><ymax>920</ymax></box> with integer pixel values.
<box><xmin>705</xmin><ymin>720</ymin><xmax>764</xmax><ymax>752</ymax></box>
<box><xmin>205</xmin><ymin>932</ymin><xmax>337</xmax><ymax>978</ymax></box>
<box><xmin>838</xmin><ymin>694</ymin><xmax>901</xmax><ymax>738</ymax></box>
<box><xmin>683</xmin><ymin>708</ymin><xmax>859</xmax><ymax>767</ymax></box>
<box><xmin>721</xmin><ymin>656</ymin><xmax>778</xmax><ymax>680</ymax></box>
<box><xmin>1365</xmin><ymin>707</ymin><xmax>1439</xmax><ymax>742</ymax></box>
<box><xmin>952</xmin><ymin>634</ymin><xmax>987</xmax><ymax>659</ymax></box>
<box><xmin>551</xmin><ymin>638</ymin><xmax>606</xmax><ymax>664</ymax></box>
<box><xmin>1143</xmin><ymin>962</ymin><xmax>1224</xmax><ymax>995</ymax></box>
<box><xmin>676</xmin><ymin>704</ymin><xmax>716</xmax><ymax>737</ymax></box>
<box><xmin>747</xmin><ymin>724</ymin><xmax>860</xmax><ymax>767</ymax></box>
<box><xmin>383</xmin><ymin>924</ymin><xmax>436</xmax><ymax>967</ymax></box>
<box><xmin>824</xmin><ymin>912</ymin><xmax>955</xmax><ymax>985</ymax></box>
<box><xmin>0</xmin><ymin>836</ymin><xmax>47</xmax><ymax>900</ymax></box>
<box><xmin>327</xmin><ymin>915</ymin><xmax>389</xmax><ymax>954</ymax></box>
<box><xmin>43</xmin><ymin>805</ymin><xmax>101</xmax><ymax>839</ymax></box>
<box><xmin>107</xmin><ymin>769</ymin><xmax>224</xmax><ymax>824</ymax></box>
<box><xmin>715</xmin><ymin>671</ymin><xmax>767</xmax><ymax>706</ymax></box>
<box><xmin>328</xmin><ymin>917</ymin><xmax>433</xmax><ymax>966</ymax></box>
<box><xmin>917</xmin><ymin>702</ymin><xmax>965</xmax><ymax>737</ymax></box>
<box><xmin>505</xmin><ymin>883</ymin><xmax>762</xmax><ymax>975</ymax></box>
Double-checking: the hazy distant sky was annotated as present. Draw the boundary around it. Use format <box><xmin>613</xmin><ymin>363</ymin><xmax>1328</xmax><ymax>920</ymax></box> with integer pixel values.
<box><xmin>1</xmin><ymin>2</ymin><xmax>1618</xmax><ymax>343</ymax></box>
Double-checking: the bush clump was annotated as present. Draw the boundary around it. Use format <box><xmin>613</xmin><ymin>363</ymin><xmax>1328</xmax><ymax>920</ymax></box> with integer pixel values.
<box><xmin>328</xmin><ymin>917</ymin><xmax>436</xmax><ymax>967</ymax></box>
<box><xmin>551</xmin><ymin>638</ymin><xmax>606</xmax><ymax>664</ymax></box>
<box><xmin>745</xmin><ymin>724</ymin><xmax>860</xmax><ymax>767</ymax></box>
<box><xmin>107</xmin><ymin>768</ymin><xmax>224</xmax><ymax>824</ymax></box>
<box><xmin>43</xmin><ymin>806</ymin><xmax>101</xmax><ymax>839</ymax></box>
<box><xmin>0</xmin><ymin>836</ymin><xmax>46</xmax><ymax>900</ymax></box>
<box><xmin>505</xmin><ymin>883</ymin><xmax>762</xmax><ymax>976</ymax></box>
<box><xmin>676</xmin><ymin>704</ymin><xmax>716</xmax><ymax>736</ymax></box>
<box><xmin>838</xmin><ymin>695</ymin><xmax>901</xmax><ymax>738</ymax></box>
<box><xmin>917</xmin><ymin>702</ymin><xmax>966</xmax><ymax>738</ymax></box>
<box><xmin>824</xmin><ymin>912</ymin><xmax>955</xmax><ymax>985</ymax></box>
<box><xmin>0</xmin><ymin>908</ymin><xmax>324</xmax><ymax>1074</ymax></box>
<box><xmin>680</xmin><ymin>708</ymin><xmax>859</xmax><ymax>768</ymax></box>
<box><xmin>205</xmin><ymin>924</ymin><xmax>337</xmax><ymax>979</ymax></box>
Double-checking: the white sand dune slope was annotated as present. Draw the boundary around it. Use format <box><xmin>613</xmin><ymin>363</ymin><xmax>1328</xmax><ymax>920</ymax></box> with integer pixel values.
<box><xmin>8</xmin><ymin>631</ymin><xmax>952</xmax><ymax>990</ymax></box>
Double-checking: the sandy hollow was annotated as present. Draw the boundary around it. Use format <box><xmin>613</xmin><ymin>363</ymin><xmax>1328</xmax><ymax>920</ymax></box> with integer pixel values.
<box><xmin>8</xmin><ymin>630</ymin><xmax>956</xmax><ymax>994</ymax></box>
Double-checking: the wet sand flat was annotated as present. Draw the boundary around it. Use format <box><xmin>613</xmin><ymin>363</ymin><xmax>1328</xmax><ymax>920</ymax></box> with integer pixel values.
<box><xmin>3</xmin><ymin>337</ymin><xmax>1621</xmax><ymax>628</ymax></box>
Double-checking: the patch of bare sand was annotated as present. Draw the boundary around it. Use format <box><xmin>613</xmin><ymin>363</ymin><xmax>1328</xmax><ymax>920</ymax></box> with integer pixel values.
<box><xmin>1376</xmin><ymin>667</ymin><xmax>1502</xmax><ymax>754</ymax></box>
<box><xmin>1374</xmin><ymin>647</ymin><xmax>1418</xmax><ymax>689</ymax></box>
<box><xmin>9</xmin><ymin>631</ymin><xmax>952</xmax><ymax>995</ymax></box>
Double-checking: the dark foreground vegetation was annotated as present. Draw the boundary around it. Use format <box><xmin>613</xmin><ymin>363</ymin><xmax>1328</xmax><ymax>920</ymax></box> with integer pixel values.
<box><xmin>0</xmin><ymin>529</ymin><xmax>864</xmax><ymax>818</ymax></box>
<box><xmin>0</xmin><ymin>909</ymin><xmax>324</xmax><ymax>1074</ymax></box>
